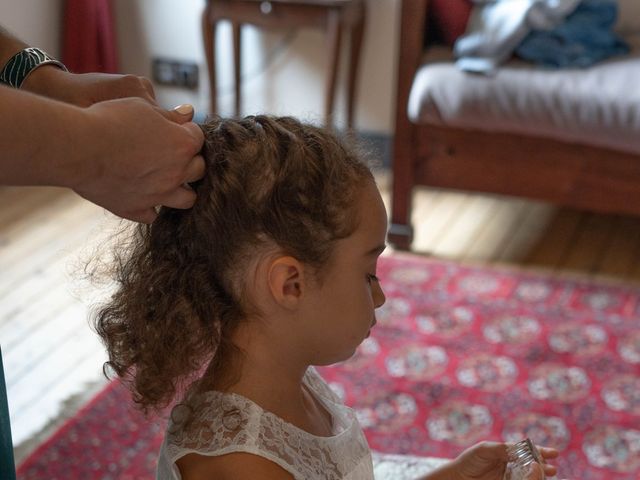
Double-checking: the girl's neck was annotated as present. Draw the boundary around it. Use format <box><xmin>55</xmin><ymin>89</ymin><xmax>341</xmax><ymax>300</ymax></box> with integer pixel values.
<box><xmin>211</xmin><ymin>321</ymin><xmax>333</xmax><ymax>437</ymax></box>
<box><xmin>221</xmin><ymin>323</ymin><xmax>308</xmax><ymax>406</ymax></box>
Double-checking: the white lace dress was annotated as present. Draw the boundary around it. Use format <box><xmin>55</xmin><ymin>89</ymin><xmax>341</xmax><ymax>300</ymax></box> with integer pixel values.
<box><xmin>156</xmin><ymin>367</ymin><xmax>374</xmax><ymax>479</ymax></box>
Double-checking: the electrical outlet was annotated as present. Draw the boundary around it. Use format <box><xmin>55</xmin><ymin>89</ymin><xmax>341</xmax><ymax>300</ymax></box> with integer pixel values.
<box><xmin>152</xmin><ymin>58</ymin><xmax>199</xmax><ymax>89</ymax></box>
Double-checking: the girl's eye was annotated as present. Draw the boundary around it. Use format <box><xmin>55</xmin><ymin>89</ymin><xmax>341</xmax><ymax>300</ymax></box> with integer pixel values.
<box><xmin>367</xmin><ymin>274</ymin><xmax>379</xmax><ymax>284</ymax></box>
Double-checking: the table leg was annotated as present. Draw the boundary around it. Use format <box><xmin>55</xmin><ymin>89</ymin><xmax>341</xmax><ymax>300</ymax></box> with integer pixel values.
<box><xmin>325</xmin><ymin>10</ymin><xmax>342</xmax><ymax>128</ymax></box>
<box><xmin>232</xmin><ymin>21</ymin><xmax>242</xmax><ymax>118</ymax></box>
<box><xmin>347</xmin><ymin>4</ymin><xmax>365</xmax><ymax>132</ymax></box>
<box><xmin>202</xmin><ymin>5</ymin><xmax>217</xmax><ymax>115</ymax></box>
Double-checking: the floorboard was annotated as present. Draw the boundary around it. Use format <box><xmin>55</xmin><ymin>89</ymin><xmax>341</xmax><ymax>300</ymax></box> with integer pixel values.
<box><xmin>596</xmin><ymin>216</ymin><xmax>640</xmax><ymax>277</ymax></box>
<box><xmin>462</xmin><ymin>197</ymin><xmax>529</xmax><ymax>262</ymax></box>
<box><xmin>523</xmin><ymin>209</ymin><xmax>584</xmax><ymax>268</ymax></box>
<box><xmin>560</xmin><ymin>213</ymin><xmax>616</xmax><ymax>273</ymax></box>
<box><xmin>433</xmin><ymin>194</ymin><xmax>497</xmax><ymax>259</ymax></box>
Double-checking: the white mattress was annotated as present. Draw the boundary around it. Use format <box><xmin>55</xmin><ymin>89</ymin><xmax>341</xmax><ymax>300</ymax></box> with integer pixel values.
<box><xmin>407</xmin><ymin>34</ymin><xmax>640</xmax><ymax>155</ymax></box>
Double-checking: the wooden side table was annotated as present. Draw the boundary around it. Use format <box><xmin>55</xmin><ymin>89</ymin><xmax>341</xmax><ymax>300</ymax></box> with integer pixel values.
<box><xmin>202</xmin><ymin>0</ymin><xmax>366</xmax><ymax>128</ymax></box>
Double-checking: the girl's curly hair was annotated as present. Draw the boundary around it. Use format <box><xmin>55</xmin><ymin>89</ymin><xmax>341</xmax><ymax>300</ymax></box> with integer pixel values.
<box><xmin>93</xmin><ymin>115</ymin><xmax>374</xmax><ymax>413</ymax></box>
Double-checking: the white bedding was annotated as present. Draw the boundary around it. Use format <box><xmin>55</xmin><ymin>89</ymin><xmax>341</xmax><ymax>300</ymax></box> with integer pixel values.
<box><xmin>408</xmin><ymin>34</ymin><xmax>640</xmax><ymax>155</ymax></box>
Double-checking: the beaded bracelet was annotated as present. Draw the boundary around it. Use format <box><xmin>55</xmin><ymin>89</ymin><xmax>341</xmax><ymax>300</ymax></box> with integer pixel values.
<box><xmin>0</xmin><ymin>47</ymin><xmax>68</xmax><ymax>89</ymax></box>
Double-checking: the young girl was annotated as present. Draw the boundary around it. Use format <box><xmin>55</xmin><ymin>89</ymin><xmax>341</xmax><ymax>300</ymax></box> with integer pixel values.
<box><xmin>94</xmin><ymin>115</ymin><xmax>562</xmax><ymax>480</ymax></box>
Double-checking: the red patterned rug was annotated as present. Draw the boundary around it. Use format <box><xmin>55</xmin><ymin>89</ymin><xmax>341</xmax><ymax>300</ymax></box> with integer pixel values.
<box><xmin>17</xmin><ymin>254</ymin><xmax>640</xmax><ymax>479</ymax></box>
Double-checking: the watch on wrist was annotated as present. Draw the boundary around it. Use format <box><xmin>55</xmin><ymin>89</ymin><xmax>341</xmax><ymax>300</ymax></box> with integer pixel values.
<box><xmin>0</xmin><ymin>47</ymin><xmax>68</xmax><ymax>89</ymax></box>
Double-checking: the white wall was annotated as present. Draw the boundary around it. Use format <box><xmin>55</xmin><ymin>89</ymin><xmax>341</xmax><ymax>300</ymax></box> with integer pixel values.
<box><xmin>114</xmin><ymin>0</ymin><xmax>399</xmax><ymax>134</ymax></box>
<box><xmin>0</xmin><ymin>0</ymin><xmax>62</xmax><ymax>57</ymax></box>
<box><xmin>0</xmin><ymin>0</ymin><xmax>399</xmax><ymax>133</ymax></box>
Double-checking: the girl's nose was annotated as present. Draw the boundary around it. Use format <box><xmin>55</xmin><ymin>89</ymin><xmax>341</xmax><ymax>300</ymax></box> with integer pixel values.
<box><xmin>373</xmin><ymin>280</ymin><xmax>386</xmax><ymax>309</ymax></box>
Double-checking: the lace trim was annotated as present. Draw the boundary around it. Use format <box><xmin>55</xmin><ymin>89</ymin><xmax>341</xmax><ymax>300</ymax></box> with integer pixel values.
<box><xmin>164</xmin><ymin>368</ymin><xmax>372</xmax><ymax>479</ymax></box>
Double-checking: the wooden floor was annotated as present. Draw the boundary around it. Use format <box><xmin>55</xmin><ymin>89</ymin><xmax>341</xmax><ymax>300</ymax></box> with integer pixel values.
<box><xmin>1</xmin><ymin>186</ymin><xmax>117</xmax><ymax>464</ymax></box>
<box><xmin>3</xmin><ymin>179</ymin><xmax>640</xmax><ymax>464</ymax></box>
<box><xmin>398</xmin><ymin>177</ymin><xmax>640</xmax><ymax>282</ymax></box>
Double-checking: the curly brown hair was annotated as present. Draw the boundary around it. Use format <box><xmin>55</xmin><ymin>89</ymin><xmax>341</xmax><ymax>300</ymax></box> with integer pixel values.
<box><xmin>93</xmin><ymin>115</ymin><xmax>374</xmax><ymax>413</ymax></box>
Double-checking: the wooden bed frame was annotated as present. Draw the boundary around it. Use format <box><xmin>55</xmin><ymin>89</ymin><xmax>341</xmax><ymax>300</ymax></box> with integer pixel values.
<box><xmin>389</xmin><ymin>0</ymin><xmax>640</xmax><ymax>250</ymax></box>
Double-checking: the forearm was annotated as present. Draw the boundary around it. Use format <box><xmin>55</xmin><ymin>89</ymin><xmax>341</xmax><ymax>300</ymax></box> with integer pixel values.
<box><xmin>0</xmin><ymin>23</ymin><xmax>156</xmax><ymax>108</ymax></box>
<box><xmin>0</xmin><ymin>25</ymin><xmax>70</xmax><ymax>101</ymax></box>
<box><xmin>0</xmin><ymin>85</ymin><xmax>90</xmax><ymax>188</ymax></box>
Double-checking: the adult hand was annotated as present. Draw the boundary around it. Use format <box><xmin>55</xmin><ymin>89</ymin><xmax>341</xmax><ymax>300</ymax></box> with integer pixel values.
<box><xmin>73</xmin><ymin>98</ymin><xmax>205</xmax><ymax>223</ymax></box>
<box><xmin>22</xmin><ymin>66</ymin><xmax>156</xmax><ymax>106</ymax></box>
<box><xmin>449</xmin><ymin>441</ymin><xmax>562</xmax><ymax>480</ymax></box>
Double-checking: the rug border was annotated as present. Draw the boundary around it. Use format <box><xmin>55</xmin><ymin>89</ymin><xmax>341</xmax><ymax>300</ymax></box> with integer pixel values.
<box><xmin>15</xmin><ymin>379</ymin><xmax>120</xmax><ymax>473</ymax></box>
<box><xmin>386</xmin><ymin>250</ymin><xmax>640</xmax><ymax>289</ymax></box>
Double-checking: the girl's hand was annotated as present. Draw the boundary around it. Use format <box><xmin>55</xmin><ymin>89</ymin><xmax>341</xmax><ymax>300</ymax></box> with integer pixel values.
<box><xmin>449</xmin><ymin>441</ymin><xmax>563</xmax><ymax>480</ymax></box>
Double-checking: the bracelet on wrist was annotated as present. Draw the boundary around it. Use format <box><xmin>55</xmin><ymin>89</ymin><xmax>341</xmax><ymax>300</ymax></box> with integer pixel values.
<box><xmin>0</xmin><ymin>47</ymin><xmax>68</xmax><ymax>89</ymax></box>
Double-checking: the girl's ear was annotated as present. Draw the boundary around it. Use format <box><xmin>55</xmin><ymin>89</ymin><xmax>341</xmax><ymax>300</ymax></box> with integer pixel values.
<box><xmin>267</xmin><ymin>256</ymin><xmax>304</xmax><ymax>309</ymax></box>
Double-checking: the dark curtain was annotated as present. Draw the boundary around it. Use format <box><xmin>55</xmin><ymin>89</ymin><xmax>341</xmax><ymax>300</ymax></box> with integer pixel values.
<box><xmin>63</xmin><ymin>0</ymin><xmax>118</xmax><ymax>73</ymax></box>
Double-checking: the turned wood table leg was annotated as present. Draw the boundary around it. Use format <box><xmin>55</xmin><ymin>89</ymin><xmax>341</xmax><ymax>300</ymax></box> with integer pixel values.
<box><xmin>202</xmin><ymin>4</ymin><xmax>217</xmax><ymax>115</ymax></box>
<box><xmin>325</xmin><ymin>10</ymin><xmax>342</xmax><ymax>128</ymax></box>
<box><xmin>232</xmin><ymin>21</ymin><xmax>242</xmax><ymax>118</ymax></box>
<box><xmin>346</xmin><ymin>3</ymin><xmax>365</xmax><ymax>132</ymax></box>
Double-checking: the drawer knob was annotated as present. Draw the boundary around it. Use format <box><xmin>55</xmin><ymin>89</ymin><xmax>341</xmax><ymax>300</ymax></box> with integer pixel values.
<box><xmin>260</xmin><ymin>1</ymin><xmax>273</xmax><ymax>14</ymax></box>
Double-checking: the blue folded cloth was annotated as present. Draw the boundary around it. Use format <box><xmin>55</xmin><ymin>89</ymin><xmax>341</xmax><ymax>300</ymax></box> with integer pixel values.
<box><xmin>455</xmin><ymin>0</ymin><xmax>582</xmax><ymax>74</ymax></box>
<box><xmin>516</xmin><ymin>0</ymin><xmax>630</xmax><ymax>68</ymax></box>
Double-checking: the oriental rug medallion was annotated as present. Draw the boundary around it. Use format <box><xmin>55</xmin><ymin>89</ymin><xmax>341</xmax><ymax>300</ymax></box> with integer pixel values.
<box><xmin>17</xmin><ymin>254</ymin><xmax>640</xmax><ymax>479</ymax></box>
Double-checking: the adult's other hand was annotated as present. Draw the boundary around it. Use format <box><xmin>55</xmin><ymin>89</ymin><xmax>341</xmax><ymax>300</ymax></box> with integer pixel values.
<box><xmin>22</xmin><ymin>67</ymin><xmax>156</xmax><ymax>106</ymax></box>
